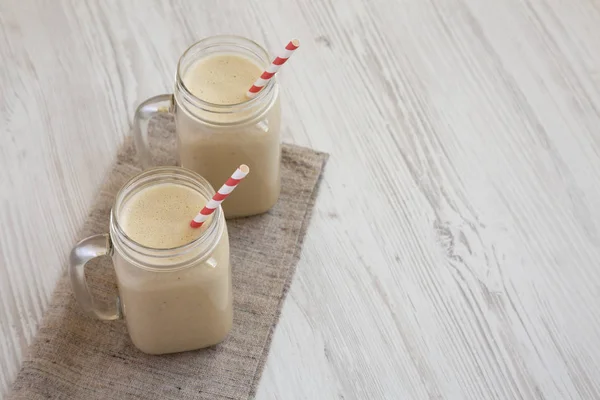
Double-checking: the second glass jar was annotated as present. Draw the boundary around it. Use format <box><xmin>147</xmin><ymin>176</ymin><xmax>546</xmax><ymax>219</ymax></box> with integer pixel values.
<box><xmin>133</xmin><ymin>35</ymin><xmax>282</xmax><ymax>218</ymax></box>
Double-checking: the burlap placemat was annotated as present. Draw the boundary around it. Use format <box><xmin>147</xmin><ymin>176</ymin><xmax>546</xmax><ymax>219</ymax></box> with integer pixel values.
<box><xmin>8</xmin><ymin>116</ymin><xmax>328</xmax><ymax>400</ymax></box>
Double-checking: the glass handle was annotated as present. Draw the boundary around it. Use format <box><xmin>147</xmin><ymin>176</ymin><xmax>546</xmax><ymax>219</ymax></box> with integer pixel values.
<box><xmin>132</xmin><ymin>94</ymin><xmax>174</xmax><ymax>169</ymax></box>
<box><xmin>69</xmin><ymin>234</ymin><xmax>121</xmax><ymax>321</ymax></box>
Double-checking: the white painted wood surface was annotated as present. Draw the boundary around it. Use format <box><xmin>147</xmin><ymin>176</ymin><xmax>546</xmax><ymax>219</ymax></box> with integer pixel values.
<box><xmin>2</xmin><ymin>0</ymin><xmax>600</xmax><ymax>398</ymax></box>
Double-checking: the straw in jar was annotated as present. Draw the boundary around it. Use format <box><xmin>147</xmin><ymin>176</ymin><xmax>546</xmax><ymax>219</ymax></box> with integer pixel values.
<box><xmin>190</xmin><ymin>165</ymin><xmax>250</xmax><ymax>228</ymax></box>
<box><xmin>246</xmin><ymin>39</ymin><xmax>300</xmax><ymax>98</ymax></box>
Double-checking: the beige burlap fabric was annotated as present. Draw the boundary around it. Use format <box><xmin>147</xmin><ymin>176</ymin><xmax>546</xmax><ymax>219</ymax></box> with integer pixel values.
<box><xmin>8</xmin><ymin>116</ymin><xmax>328</xmax><ymax>400</ymax></box>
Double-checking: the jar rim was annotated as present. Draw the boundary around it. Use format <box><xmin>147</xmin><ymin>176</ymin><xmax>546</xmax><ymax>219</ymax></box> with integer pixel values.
<box><xmin>175</xmin><ymin>35</ymin><xmax>276</xmax><ymax>114</ymax></box>
<box><xmin>109</xmin><ymin>167</ymin><xmax>224</xmax><ymax>271</ymax></box>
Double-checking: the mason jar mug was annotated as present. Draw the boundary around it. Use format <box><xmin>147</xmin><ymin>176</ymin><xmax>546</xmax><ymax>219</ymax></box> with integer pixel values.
<box><xmin>133</xmin><ymin>35</ymin><xmax>282</xmax><ymax>218</ymax></box>
<box><xmin>69</xmin><ymin>167</ymin><xmax>232</xmax><ymax>354</ymax></box>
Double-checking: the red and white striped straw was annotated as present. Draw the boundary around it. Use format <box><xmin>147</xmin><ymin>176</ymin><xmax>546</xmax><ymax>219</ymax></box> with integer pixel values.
<box><xmin>190</xmin><ymin>165</ymin><xmax>250</xmax><ymax>228</ymax></box>
<box><xmin>246</xmin><ymin>39</ymin><xmax>300</xmax><ymax>98</ymax></box>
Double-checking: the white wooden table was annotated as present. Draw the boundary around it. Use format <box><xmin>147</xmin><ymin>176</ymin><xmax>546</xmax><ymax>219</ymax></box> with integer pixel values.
<box><xmin>2</xmin><ymin>1</ymin><xmax>600</xmax><ymax>398</ymax></box>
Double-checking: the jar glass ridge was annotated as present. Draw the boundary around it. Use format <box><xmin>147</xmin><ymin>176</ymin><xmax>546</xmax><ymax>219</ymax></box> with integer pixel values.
<box><xmin>174</xmin><ymin>35</ymin><xmax>279</xmax><ymax>126</ymax></box>
<box><xmin>109</xmin><ymin>167</ymin><xmax>225</xmax><ymax>272</ymax></box>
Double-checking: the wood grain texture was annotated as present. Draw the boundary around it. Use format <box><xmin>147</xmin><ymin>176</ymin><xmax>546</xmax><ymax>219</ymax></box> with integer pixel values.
<box><xmin>2</xmin><ymin>0</ymin><xmax>600</xmax><ymax>398</ymax></box>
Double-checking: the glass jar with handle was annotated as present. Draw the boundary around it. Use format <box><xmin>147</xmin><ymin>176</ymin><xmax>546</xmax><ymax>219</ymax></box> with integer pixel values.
<box><xmin>133</xmin><ymin>35</ymin><xmax>281</xmax><ymax>218</ymax></box>
<box><xmin>69</xmin><ymin>167</ymin><xmax>231</xmax><ymax>355</ymax></box>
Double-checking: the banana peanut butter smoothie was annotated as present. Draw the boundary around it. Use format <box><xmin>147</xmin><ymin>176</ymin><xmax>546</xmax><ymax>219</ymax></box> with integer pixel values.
<box><xmin>113</xmin><ymin>181</ymin><xmax>231</xmax><ymax>355</ymax></box>
<box><xmin>69</xmin><ymin>167</ymin><xmax>233</xmax><ymax>355</ymax></box>
<box><xmin>134</xmin><ymin>36</ymin><xmax>299</xmax><ymax>218</ymax></box>
<box><xmin>175</xmin><ymin>39</ymin><xmax>284</xmax><ymax>218</ymax></box>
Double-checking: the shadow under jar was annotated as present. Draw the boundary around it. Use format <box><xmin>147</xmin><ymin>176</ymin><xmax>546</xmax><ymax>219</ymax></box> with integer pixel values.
<box><xmin>133</xmin><ymin>35</ymin><xmax>282</xmax><ymax>218</ymax></box>
<box><xmin>69</xmin><ymin>167</ymin><xmax>232</xmax><ymax>355</ymax></box>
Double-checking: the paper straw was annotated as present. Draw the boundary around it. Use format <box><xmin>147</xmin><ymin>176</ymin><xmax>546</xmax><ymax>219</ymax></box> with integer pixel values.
<box><xmin>246</xmin><ymin>39</ymin><xmax>300</xmax><ymax>98</ymax></box>
<box><xmin>190</xmin><ymin>165</ymin><xmax>249</xmax><ymax>228</ymax></box>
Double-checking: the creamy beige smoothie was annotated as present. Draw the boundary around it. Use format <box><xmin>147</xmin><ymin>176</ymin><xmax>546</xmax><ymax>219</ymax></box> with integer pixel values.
<box><xmin>114</xmin><ymin>182</ymin><xmax>231</xmax><ymax>355</ymax></box>
<box><xmin>177</xmin><ymin>53</ymin><xmax>281</xmax><ymax>218</ymax></box>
